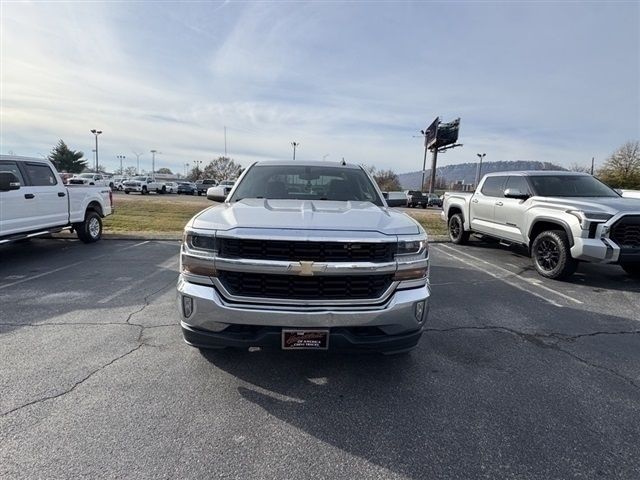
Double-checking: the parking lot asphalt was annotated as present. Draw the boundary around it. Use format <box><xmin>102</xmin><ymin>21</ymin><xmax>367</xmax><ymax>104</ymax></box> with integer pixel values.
<box><xmin>1</xmin><ymin>239</ymin><xmax>639</xmax><ymax>479</ymax></box>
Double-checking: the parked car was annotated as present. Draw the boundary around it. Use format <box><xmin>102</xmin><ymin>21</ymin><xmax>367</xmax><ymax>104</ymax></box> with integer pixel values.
<box><xmin>619</xmin><ymin>189</ymin><xmax>640</xmax><ymax>199</ymax></box>
<box><xmin>163</xmin><ymin>182</ymin><xmax>178</xmax><ymax>193</ymax></box>
<box><xmin>205</xmin><ymin>180</ymin><xmax>235</xmax><ymax>201</ymax></box>
<box><xmin>123</xmin><ymin>176</ymin><xmax>166</xmax><ymax>194</ymax></box>
<box><xmin>177</xmin><ymin>182</ymin><xmax>197</xmax><ymax>195</ymax></box>
<box><xmin>68</xmin><ymin>173</ymin><xmax>109</xmax><ymax>187</ymax></box>
<box><xmin>0</xmin><ymin>155</ymin><xmax>113</xmax><ymax>244</ymax></box>
<box><xmin>196</xmin><ymin>179</ymin><xmax>217</xmax><ymax>196</ymax></box>
<box><xmin>111</xmin><ymin>176</ymin><xmax>129</xmax><ymax>191</ymax></box>
<box><xmin>442</xmin><ymin>171</ymin><xmax>640</xmax><ymax>279</ymax></box>
<box><xmin>426</xmin><ymin>194</ymin><xmax>443</xmax><ymax>208</ymax></box>
<box><xmin>178</xmin><ymin>160</ymin><xmax>430</xmax><ymax>354</ymax></box>
<box><xmin>383</xmin><ymin>191</ymin><xmax>409</xmax><ymax>207</ymax></box>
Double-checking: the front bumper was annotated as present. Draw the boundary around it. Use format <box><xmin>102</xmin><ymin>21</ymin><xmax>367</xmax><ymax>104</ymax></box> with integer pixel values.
<box><xmin>124</xmin><ymin>185</ymin><xmax>143</xmax><ymax>192</ymax></box>
<box><xmin>571</xmin><ymin>213</ymin><xmax>640</xmax><ymax>264</ymax></box>
<box><xmin>177</xmin><ymin>276</ymin><xmax>430</xmax><ymax>352</ymax></box>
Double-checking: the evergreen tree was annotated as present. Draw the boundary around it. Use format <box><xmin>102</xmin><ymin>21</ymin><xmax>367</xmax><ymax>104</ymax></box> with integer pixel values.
<box><xmin>48</xmin><ymin>140</ymin><xmax>87</xmax><ymax>173</ymax></box>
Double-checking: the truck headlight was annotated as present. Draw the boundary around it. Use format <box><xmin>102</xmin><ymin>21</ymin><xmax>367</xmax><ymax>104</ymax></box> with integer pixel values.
<box><xmin>567</xmin><ymin>210</ymin><xmax>613</xmax><ymax>230</ymax></box>
<box><xmin>397</xmin><ymin>239</ymin><xmax>428</xmax><ymax>256</ymax></box>
<box><xmin>181</xmin><ymin>232</ymin><xmax>217</xmax><ymax>276</ymax></box>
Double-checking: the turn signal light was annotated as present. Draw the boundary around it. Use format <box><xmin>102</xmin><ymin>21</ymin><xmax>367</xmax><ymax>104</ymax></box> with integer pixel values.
<box><xmin>394</xmin><ymin>267</ymin><xmax>428</xmax><ymax>281</ymax></box>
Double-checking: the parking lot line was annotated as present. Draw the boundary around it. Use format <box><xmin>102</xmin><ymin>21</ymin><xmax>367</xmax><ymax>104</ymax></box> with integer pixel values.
<box><xmin>437</xmin><ymin>244</ymin><xmax>583</xmax><ymax>305</ymax></box>
<box><xmin>433</xmin><ymin>245</ymin><xmax>563</xmax><ymax>307</ymax></box>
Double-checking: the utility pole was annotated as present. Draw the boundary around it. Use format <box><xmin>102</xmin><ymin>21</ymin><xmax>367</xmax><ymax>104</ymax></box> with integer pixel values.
<box><xmin>475</xmin><ymin>153</ymin><xmax>486</xmax><ymax>187</ymax></box>
<box><xmin>90</xmin><ymin>129</ymin><xmax>102</xmax><ymax>172</ymax></box>
<box><xmin>591</xmin><ymin>157</ymin><xmax>595</xmax><ymax>175</ymax></box>
<box><xmin>291</xmin><ymin>142</ymin><xmax>299</xmax><ymax>160</ymax></box>
<box><xmin>419</xmin><ymin>130</ymin><xmax>428</xmax><ymax>191</ymax></box>
<box><xmin>150</xmin><ymin>150</ymin><xmax>157</xmax><ymax>179</ymax></box>
<box><xmin>428</xmin><ymin>149</ymin><xmax>439</xmax><ymax>195</ymax></box>
<box><xmin>132</xmin><ymin>151</ymin><xmax>143</xmax><ymax>175</ymax></box>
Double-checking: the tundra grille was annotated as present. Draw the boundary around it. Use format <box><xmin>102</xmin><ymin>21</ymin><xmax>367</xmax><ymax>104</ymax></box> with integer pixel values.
<box><xmin>611</xmin><ymin>216</ymin><xmax>640</xmax><ymax>249</ymax></box>
<box><xmin>219</xmin><ymin>239</ymin><xmax>396</xmax><ymax>263</ymax></box>
<box><xmin>218</xmin><ymin>271</ymin><xmax>393</xmax><ymax>300</ymax></box>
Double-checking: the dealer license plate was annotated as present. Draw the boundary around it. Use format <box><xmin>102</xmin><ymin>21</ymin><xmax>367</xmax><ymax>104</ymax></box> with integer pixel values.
<box><xmin>282</xmin><ymin>329</ymin><xmax>329</xmax><ymax>350</ymax></box>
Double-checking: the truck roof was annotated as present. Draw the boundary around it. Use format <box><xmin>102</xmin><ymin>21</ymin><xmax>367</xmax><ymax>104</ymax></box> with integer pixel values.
<box><xmin>483</xmin><ymin>170</ymin><xmax>589</xmax><ymax>177</ymax></box>
<box><xmin>253</xmin><ymin>160</ymin><xmax>362</xmax><ymax>170</ymax></box>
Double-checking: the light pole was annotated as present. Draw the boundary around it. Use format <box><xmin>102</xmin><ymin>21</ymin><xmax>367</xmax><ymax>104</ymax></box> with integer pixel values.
<box><xmin>184</xmin><ymin>162</ymin><xmax>189</xmax><ymax>177</ymax></box>
<box><xmin>150</xmin><ymin>149</ymin><xmax>158</xmax><ymax>179</ymax></box>
<box><xmin>193</xmin><ymin>160</ymin><xmax>202</xmax><ymax>179</ymax></box>
<box><xmin>475</xmin><ymin>153</ymin><xmax>486</xmax><ymax>187</ymax></box>
<box><xmin>90</xmin><ymin>129</ymin><xmax>102</xmax><ymax>172</ymax></box>
<box><xmin>116</xmin><ymin>155</ymin><xmax>126</xmax><ymax>175</ymax></box>
<box><xmin>291</xmin><ymin>142</ymin><xmax>299</xmax><ymax>160</ymax></box>
<box><xmin>132</xmin><ymin>151</ymin><xmax>143</xmax><ymax>175</ymax></box>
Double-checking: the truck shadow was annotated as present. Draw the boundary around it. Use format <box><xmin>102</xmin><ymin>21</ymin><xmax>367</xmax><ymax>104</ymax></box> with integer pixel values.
<box><xmin>199</xmin><ymin>268</ymin><xmax>640</xmax><ymax>478</ymax></box>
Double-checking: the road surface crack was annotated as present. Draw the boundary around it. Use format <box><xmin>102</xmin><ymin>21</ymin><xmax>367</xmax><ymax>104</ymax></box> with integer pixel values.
<box><xmin>426</xmin><ymin>325</ymin><xmax>640</xmax><ymax>390</ymax></box>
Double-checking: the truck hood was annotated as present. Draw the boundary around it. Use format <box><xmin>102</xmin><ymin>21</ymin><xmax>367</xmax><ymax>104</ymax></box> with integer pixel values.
<box><xmin>536</xmin><ymin>196</ymin><xmax>640</xmax><ymax>214</ymax></box>
<box><xmin>190</xmin><ymin>199</ymin><xmax>420</xmax><ymax>236</ymax></box>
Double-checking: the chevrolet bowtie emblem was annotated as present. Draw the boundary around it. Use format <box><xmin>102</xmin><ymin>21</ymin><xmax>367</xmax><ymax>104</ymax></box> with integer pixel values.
<box><xmin>289</xmin><ymin>261</ymin><xmax>327</xmax><ymax>276</ymax></box>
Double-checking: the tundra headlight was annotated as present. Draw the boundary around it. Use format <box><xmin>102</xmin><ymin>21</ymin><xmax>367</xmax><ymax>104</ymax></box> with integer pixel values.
<box><xmin>567</xmin><ymin>210</ymin><xmax>613</xmax><ymax>230</ymax></box>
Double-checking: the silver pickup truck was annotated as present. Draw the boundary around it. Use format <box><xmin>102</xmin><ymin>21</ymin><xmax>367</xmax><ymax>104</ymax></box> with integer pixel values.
<box><xmin>442</xmin><ymin>171</ymin><xmax>640</xmax><ymax>279</ymax></box>
<box><xmin>177</xmin><ymin>160</ymin><xmax>430</xmax><ymax>354</ymax></box>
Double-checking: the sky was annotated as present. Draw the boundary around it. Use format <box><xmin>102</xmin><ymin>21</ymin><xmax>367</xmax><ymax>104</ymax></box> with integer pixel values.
<box><xmin>1</xmin><ymin>1</ymin><xmax>638</xmax><ymax>175</ymax></box>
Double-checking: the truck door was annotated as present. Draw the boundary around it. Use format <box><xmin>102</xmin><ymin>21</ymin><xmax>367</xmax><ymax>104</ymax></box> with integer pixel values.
<box><xmin>21</xmin><ymin>162</ymin><xmax>69</xmax><ymax>230</ymax></box>
<box><xmin>0</xmin><ymin>160</ymin><xmax>30</xmax><ymax>236</ymax></box>
<box><xmin>470</xmin><ymin>176</ymin><xmax>506</xmax><ymax>236</ymax></box>
<box><xmin>494</xmin><ymin>175</ymin><xmax>531</xmax><ymax>242</ymax></box>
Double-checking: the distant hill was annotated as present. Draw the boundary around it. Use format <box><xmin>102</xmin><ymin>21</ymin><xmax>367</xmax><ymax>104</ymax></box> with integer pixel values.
<box><xmin>397</xmin><ymin>161</ymin><xmax>566</xmax><ymax>190</ymax></box>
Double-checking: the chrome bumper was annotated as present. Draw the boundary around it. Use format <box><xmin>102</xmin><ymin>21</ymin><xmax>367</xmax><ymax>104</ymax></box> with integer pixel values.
<box><xmin>177</xmin><ymin>275</ymin><xmax>430</xmax><ymax>336</ymax></box>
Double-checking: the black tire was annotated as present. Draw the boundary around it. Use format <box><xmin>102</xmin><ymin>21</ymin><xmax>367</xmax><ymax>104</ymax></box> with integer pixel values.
<box><xmin>75</xmin><ymin>210</ymin><xmax>102</xmax><ymax>243</ymax></box>
<box><xmin>142</xmin><ymin>186</ymin><xmax>148</xmax><ymax>195</ymax></box>
<box><xmin>197</xmin><ymin>191</ymin><xmax>201</xmax><ymax>196</ymax></box>
<box><xmin>531</xmin><ymin>230</ymin><xmax>577</xmax><ymax>279</ymax></box>
<box><xmin>620</xmin><ymin>263</ymin><xmax>640</xmax><ymax>278</ymax></box>
<box><xmin>421</xmin><ymin>204</ymin><xmax>427</xmax><ymax>209</ymax></box>
<box><xmin>448</xmin><ymin>213</ymin><xmax>470</xmax><ymax>245</ymax></box>
<box><xmin>124</xmin><ymin>190</ymin><xmax>130</xmax><ymax>194</ymax></box>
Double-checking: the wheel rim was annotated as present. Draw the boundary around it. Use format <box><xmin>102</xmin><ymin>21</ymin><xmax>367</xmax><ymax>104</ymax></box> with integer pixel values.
<box><xmin>536</xmin><ymin>238</ymin><xmax>560</xmax><ymax>271</ymax></box>
<box><xmin>88</xmin><ymin>217</ymin><xmax>100</xmax><ymax>238</ymax></box>
<box><xmin>449</xmin><ymin>217</ymin><xmax>461</xmax><ymax>240</ymax></box>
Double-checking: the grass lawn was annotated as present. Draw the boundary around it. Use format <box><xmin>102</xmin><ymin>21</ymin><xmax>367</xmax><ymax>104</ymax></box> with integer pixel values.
<box><xmin>104</xmin><ymin>196</ymin><xmax>448</xmax><ymax>237</ymax></box>
<box><xmin>104</xmin><ymin>197</ymin><xmax>208</xmax><ymax>233</ymax></box>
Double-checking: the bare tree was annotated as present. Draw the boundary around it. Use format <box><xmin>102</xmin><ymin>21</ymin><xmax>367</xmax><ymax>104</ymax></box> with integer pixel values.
<box><xmin>568</xmin><ymin>163</ymin><xmax>590</xmax><ymax>173</ymax></box>
<box><xmin>364</xmin><ymin>165</ymin><xmax>402</xmax><ymax>191</ymax></box>
<box><xmin>202</xmin><ymin>156</ymin><xmax>242</xmax><ymax>183</ymax></box>
<box><xmin>598</xmin><ymin>141</ymin><xmax>640</xmax><ymax>189</ymax></box>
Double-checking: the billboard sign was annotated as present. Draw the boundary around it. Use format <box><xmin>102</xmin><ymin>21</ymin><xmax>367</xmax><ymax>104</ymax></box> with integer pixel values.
<box><xmin>434</xmin><ymin>118</ymin><xmax>460</xmax><ymax>149</ymax></box>
<box><xmin>424</xmin><ymin>117</ymin><xmax>440</xmax><ymax>149</ymax></box>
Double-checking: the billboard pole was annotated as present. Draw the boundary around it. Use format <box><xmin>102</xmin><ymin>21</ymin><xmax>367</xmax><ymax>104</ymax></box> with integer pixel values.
<box><xmin>428</xmin><ymin>149</ymin><xmax>438</xmax><ymax>194</ymax></box>
<box><xmin>421</xmin><ymin>145</ymin><xmax>428</xmax><ymax>191</ymax></box>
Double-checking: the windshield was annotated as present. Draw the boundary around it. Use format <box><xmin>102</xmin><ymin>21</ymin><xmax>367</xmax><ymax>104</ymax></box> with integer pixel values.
<box><xmin>528</xmin><ymin>175</ymin><xmax>620</xmax><ymax>197</ymax></box>
<box><xmin>230</xmin><ymin>165</ymin><xmax>383</xmax><ymax>205</ymax></box>
<box><xmin>132</xmin><ymin>176</ymin><xmax>146</xmax><ymax>181</ymax></box>
<box><xmin>79</xmin><ymin>173</ymin><xmax>94</xmax><ymax>178</ymax></box>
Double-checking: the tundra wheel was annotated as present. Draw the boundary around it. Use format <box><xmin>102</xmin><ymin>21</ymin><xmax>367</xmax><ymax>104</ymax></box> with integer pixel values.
<box><xmin>448</xmin><ymin>213</ymin><xmax>469</xmax><ymax>245</ymax></box>
<box><xmin>142</xmin><ymin>186</ymin><xmax>148</xmax><ymax>195</ymax></box>
<box><xmin>531</xmin><ymin>230</ymin><xmax>577</xmax><ymax>279</ymax></box>
<box><xmin>620</xmin><ymin>263</ymin><xmax>640</xmax><ymax>278</ymax></box>
<box><xmin>76</xmin><ymin>211</ymin><xmax>102</xmax><ymax>243</ymax></box>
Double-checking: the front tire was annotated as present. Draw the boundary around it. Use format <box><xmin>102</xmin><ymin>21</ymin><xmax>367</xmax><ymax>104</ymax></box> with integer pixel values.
<box><xmin>448</xmin><ymin>213</ymin><xmax>470</xmax><ymax>245</ymax></box>
<box><xmin>621</xmin><ymin>263</ymin><xmax>640</xmax><ymax>278</ymax></box>
<box><xmin>75</xmin><ymin>211</ymin><xmax>102</xmax><ymax>243</ymax></box>
<box><xmin>531</xmin><ymin>230</ymin><xmax>577</xmax><ymax>279</ymax></box>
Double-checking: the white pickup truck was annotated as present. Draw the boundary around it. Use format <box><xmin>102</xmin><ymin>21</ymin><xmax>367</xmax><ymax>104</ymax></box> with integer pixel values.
<box><xmin>442</xmin><ymin>171</ymin><xmax>640</xmax><ymax>279</ymax></box>
<box><xmin>0</xmin><ymin>155</ymin><xmax>113</xmax><ymax>244</ymax></box>
<box><xmin>123</xmin><ymin>176</ymin><xmax>166</xmax><ymax>194</ymax></box>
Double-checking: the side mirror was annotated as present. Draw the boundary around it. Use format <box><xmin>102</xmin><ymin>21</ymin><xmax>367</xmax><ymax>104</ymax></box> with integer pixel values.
<box><xmin>504</xmin><ymin>188</ymin><xmax>530</xmax><ymax>200</ymax></box>
<box><xmin>0</xmin><ymin>172</ymin><xmax>21</xmax><ymax>192</ymax></box>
